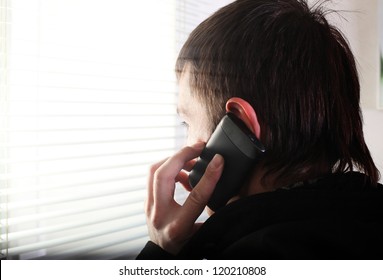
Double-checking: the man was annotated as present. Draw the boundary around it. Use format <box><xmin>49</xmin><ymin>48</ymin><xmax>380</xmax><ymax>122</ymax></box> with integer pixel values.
<box><xmin>137</xmin><ymin>0</ymin><xmax>382</xmax><ymax>259</ymax></box>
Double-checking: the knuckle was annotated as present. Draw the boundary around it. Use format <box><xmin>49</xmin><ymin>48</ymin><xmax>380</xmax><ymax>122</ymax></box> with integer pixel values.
<box><xmin>153</xmin><ymin>170</ymin><xmax>171</xmax><ymax>186</ymax></box>
<box><xmin>165</xmin><ymin>221</ymin><xmax>182</xmax><ymax>242</ymax></box>
<box><xmin>182</xmin><ymin>145</ymin><xmax>195</xmax><ymax>153</ymax></box>
<box><xmin>149</xmin><ymin>161</ymin><xmax>161</xmax><ymax>175</ymax></box>
<box><xmin>149</xmin><ymin>210</ymin><xmax>162</xmax><ymax>229</ymax></box>
<box><xmin>176</xmin><ymin>145</ymin><xmax>198</xmax><ymax>158</ymax></box>
<box><xmin>144</xmin><ymin>199</ymin><xmax>149</xmax><ymax>213</ymax></box>
<box><xmin>144</xmin><ymin>199</ymin><xmax>151</xmax><ymax>215</ymax></box>
<box><xmin>148</xmin><ymin>164</ymin><xmax>156</xmax><ymax>175</ymax></box>
<box><xmin>188</xmin><ymin>189</ymin><xmax>206</xmax><ymax>206</ymax></box>
<box><xmin>179</xmin><ymin>145</ymin><xmax>192</xmax><ymax>153</ymax></box>
<box><xmin>202</xmin><ymin>167</ymin><xmax>217</xmax><ymax>182</ymax></box>
<box><xmin>148</xmin><ymin>156</ymin><xmax>169</xmax><ymax>175</ymax></box>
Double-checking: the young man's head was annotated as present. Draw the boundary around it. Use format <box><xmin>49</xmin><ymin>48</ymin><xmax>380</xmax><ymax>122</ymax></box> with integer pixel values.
<box><xmin>176</xmin><ymin>0</ymin><xmax>380</xmax><ymax>187</ymax></box>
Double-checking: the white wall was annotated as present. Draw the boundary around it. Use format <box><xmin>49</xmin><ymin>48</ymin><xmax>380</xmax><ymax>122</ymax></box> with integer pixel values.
<box><xmin>357</xmin><ymin>1</ymin><xmax>383</xmax><ymax>179</ymax></box>
<box><xmin>320</xmin><ymin>0</ymin><xmax>380</xmax><ymax>108</ymax></box>
<box><xmin>315</xmin><ymin>0</ymin><xmax>383</xmax><ymax>179</ymax></box>
<box><xmin>364</xmin><ymin>110</ymin><xmax>383</xmax><ymax>176</ymax></box>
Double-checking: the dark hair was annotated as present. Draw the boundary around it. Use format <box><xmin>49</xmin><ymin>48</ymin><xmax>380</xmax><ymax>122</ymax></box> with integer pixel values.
<box><xmin>176</xmin><ymin>0</ymin><xmax>380</xmax><ymax>185</ymax></box>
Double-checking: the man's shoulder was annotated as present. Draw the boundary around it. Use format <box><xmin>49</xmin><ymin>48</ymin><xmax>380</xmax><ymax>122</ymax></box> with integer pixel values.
<box><xmin>179</xmin><ymin>172</ymin><xmax>383</xmax><ymax>259</ymax></box>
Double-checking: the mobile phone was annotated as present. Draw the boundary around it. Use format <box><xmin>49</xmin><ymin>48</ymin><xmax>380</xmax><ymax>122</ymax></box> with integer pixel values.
<box><xmin>188</xmin><ymin>113</ymin><xmax>266</xmax><ymax>211</ymax></box>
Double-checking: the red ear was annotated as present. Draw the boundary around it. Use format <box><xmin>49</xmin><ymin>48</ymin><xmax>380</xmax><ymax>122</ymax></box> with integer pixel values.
<box><xmin>226</xmin><ymin>97</ymin><xmax>261</xmax><ymax>139</ymax></box>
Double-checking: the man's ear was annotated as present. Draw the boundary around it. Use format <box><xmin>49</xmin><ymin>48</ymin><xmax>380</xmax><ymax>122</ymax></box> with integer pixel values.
<box><xmin>226</xmin><ymin>97</ymin><xmax>261</xmax><ymax>139</ymax></box>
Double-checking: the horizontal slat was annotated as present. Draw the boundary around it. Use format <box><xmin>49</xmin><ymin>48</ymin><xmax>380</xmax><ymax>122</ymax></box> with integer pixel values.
<box><xmin>7</xmin><ymin>67</ymin><xmax>177</xmax><ymax>81</ymax></box>
<box><xmin>5</xmin><ymin>100</ymin><xmax>177</xmax><ymax>106</ymax></box>
<box><xmin>1</xmin><ymin>180</ymin><xmax>147</xmax><ymax>198</ymax></box>
<box><xmin>7</xmin><ymin>1</ymin><xmax>175</xmax><ymax>9</ymax></box>
<box><xmin>1</xmin><ymin>127</ymin><xmax>181</xmax><ymax>142</ymax></box>
<box><xmin>4</xmin><ymin>127</ymin><xmax>179</xmax><ymax>140</ymax></box>
<box><xmin>2</xmin><ymin>200</ymin><xmax>145</xmax><ymax>227</ymax></box>
<box><xmin>3</xmin><ymin>115</ymin><xmax>180</xmax><ymax>131</ymax></box>
<box><xmin>1</xmin><ymin>113</ymin><xmax>176</xmax><ymax>118</ymax></box>
<box><xmin>3</xmin><ymin>210</ymin><xmax>145</xmax><ymax>242</ymax></box>
<box><xmin>39</xmin><ymin>231</ymin><xmax>149</xmax><ymax>260</ymax></box>
<box><xmin>0</xmin><ymin>147</ymin><xmax>175</xmax><ymax>165</ymax></box>
<box><xmin>4</xmin><ymin>85</ymin><xmax>177</xmax><ymax>94</ymax></box>
<box><xmin>5</xmin><ymin>56</ymin><xmax>177</xmax><ymax>76</ymax></box>
<box><xmin>1</xmin><ymin>186</ymin><xmax>146</xmax><ymax>210</ymax></box>
<box><xmin>6</xmin><ymin>83</ymin><xmax>177</xmax><ymax>95</ymax></box>
<box><xmin>3</xmin><ymin>126</ymin><xmax>179</xmax><ymax>133</ymax></box>
<box><xmin>64</xmin><ymin>236</ymin><xmax>149</xmax><ymax>260</ymax></box>
<box><xmin>0</xmin><ymin>161</ymin><xmax>150</xmax><ymax>180</ymax></box>
<box><xmin>4</xmin><ymin>221</ymin><xmax>148</xmax><ymax>257</ymax></box>
<box><xmin>0</xmin><ymin>135</ymin><xmax>185</xmax><ymax>148</ymax></box>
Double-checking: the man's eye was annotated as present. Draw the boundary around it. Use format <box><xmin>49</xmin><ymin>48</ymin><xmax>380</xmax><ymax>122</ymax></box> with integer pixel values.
<box><xmin>181</xmin><ymin>121</ymin><xmax>189</xmax><ymax>129</ymax></box>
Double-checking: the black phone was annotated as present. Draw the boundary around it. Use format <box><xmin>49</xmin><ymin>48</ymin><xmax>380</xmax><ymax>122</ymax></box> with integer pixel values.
<box><xmin>188</xmin><ymin>113</ymin><xmax>266</xmax><ymax>211</ymax></box>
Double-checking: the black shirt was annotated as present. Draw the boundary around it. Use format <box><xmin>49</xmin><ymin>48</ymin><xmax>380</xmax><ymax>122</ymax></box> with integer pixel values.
<box><xmin>137</xmin><ymin>172</ymin><xmax>383</xmax><ymax>259</ymax></box>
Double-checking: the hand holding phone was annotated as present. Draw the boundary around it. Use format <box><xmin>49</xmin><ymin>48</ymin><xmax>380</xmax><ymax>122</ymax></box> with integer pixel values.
<box><xmin>189</xmin><ymin>113</ymin><xmax>266</xmax><ymax>211</ymax></box>
<box><xmin>145</xmin><ymin>143</ymin><xmax>224</xmax><ymax>255</ymax></box>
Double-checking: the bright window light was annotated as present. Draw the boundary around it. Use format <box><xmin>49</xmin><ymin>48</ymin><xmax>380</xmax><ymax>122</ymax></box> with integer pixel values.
<box><xmin>0</xmin><ymin>0</ymin><xmax>233</xmax><ymax>260</ymax></box>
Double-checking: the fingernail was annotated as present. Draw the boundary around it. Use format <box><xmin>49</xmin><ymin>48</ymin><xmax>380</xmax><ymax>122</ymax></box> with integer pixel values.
<box><xmin>210</xmin><ymin>154</ymin><xmax>224</xmax><ymax>169</ymax></box>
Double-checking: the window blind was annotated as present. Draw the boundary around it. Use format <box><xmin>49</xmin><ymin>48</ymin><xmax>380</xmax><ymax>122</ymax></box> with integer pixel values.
<box><xmin>0</xmin><ymin>0</ymin><xmax>233</xmax><ymax>260</ymax></box>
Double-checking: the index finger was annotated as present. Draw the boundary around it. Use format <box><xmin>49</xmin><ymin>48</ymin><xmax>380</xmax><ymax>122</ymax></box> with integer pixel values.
<box><xmin>153</xmin><ymin>143</ymin><xmax>205</xmax><ymax>209</ymax></box>
<box><xmin>146</xmin><ymin>157</ymin><xmax>168</xmax><ymax>214</ymax></box>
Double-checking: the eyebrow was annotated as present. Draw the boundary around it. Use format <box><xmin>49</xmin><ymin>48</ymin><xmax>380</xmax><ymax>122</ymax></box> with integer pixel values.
<box><xmin>176</xmin><ymin>106</ymin><xmax>188</xmax><ymax>116</ymax></box>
